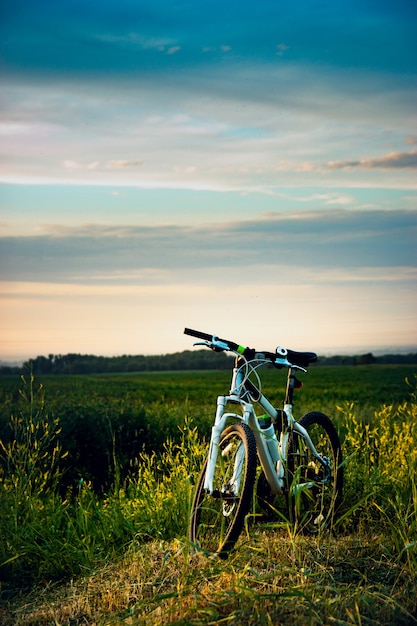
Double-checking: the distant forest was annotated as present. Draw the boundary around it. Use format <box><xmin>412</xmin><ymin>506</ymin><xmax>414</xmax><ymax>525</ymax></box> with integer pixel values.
<box><xmin>1</xmin><ymin>350</ymin><xmax>417</xmax><ymax>376</ymax></box>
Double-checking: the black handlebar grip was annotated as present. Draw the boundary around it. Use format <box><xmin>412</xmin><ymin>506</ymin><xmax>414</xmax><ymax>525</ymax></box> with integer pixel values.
<box><xmin>184</xmin><ymin>328</ymin><xmax>213</xmax><ymax>342</ymax></box>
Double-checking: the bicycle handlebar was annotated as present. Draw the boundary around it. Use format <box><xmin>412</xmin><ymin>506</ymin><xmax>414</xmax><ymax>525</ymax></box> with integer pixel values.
<box><xmin>184</xmin><ymin>327</ymin><xmax>317</xmax><ymax>369</ymax></box>
<box><xmin>184</xmin><ymin>327</ymin><xmax>243</xmax><ymax>353</ymax></box>
<box><xmin>184</xmin><ymin>328</ymin><xmax>217</xmax><ymax>343</ymax></box>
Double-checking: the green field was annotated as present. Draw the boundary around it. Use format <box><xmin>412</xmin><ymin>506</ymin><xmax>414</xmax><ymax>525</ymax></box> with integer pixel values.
<box><xmin>0</xmin><ymin>365</ymin><xmax>416</xmax><ymax>624</ymax></box>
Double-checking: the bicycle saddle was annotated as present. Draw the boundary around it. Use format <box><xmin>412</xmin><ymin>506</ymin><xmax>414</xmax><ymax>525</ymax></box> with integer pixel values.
<box><xmin>286</xmin><ymin>349</ymin><xmax>317</xmax><ymax>368</ymax></box>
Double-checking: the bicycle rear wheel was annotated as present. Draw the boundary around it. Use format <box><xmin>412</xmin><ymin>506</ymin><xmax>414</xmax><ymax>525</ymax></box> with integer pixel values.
<box><xmin>288</xmin><ymin>411</ymin><xmax>343</xmax><ymax>533</ymax></box>
<box><xmin>189</xmin><ymin>422</ymin><xmax>257</xmax><ymax>557</ymax></box>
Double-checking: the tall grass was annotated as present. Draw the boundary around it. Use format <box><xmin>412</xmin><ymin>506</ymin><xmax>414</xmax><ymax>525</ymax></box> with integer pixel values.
<box><xmin>0</xmin><ymin>375</ymin><xmax>206</xmax><ymax>589</ymax></box>
<box><xmin>339</xmin><ymin>382</ymin><xmax>417</xmax><ymax>564</ymax></box>
<box><xmin>1</xmin><ymin>373</ymin><xmax>416</xmax><ymax>624</ymax></box>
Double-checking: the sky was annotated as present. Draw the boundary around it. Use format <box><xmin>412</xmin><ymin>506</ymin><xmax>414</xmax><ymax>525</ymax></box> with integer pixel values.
<box><xmin>0</xmin><ymin>0</ymin><xmax>416</xmax><ymax>362</ymax></box>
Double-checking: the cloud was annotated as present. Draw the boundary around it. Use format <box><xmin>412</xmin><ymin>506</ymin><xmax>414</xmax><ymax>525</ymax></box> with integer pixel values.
<box><xmin>202</xmin><ymin>45</ymin><xmax>231</xmax><ymax>53</ymax></box>
<box><xmin>63</xmin><ymin>160</ymin><xmax>143</xmax><ymax>171</ymax></box>
<box><xmin>89</xmin><ymin>31</ymin><xmax>184</xmax><ymax>58</ymax></box>
<box><xmin>326</xmin><ymin>151</ymin><xmax>417</xmax><ymax>170</ymax></box>
<box><xmin>166</xmin><ymin>46</ymin><xmax>181</xmax><ymax>55</ymax></box>
<box><xmin>1</xmin><ymin>58</ymin><xmax>415</xmax><ymax>194</ymax></box>
<box><xmin>106</xmin><ymin>160</ymin><xmax>143</xmax><ymax>168</ymax></box>
<box><xmin>63</xmin><ymin>160</ymin><xmax>101</xmax><ymax>170</ymax></box>
<box><xmin>1</xmin><ymin>210</ymin><xmax>415</xmax><ymax>285</ymax></box>
<box><xmin>95</xmin><ymin>33</ymin><xmax>177</xmax><ymax>53</ymax></box>
<box><xmin>276</xmin><ymin>43</ymin><xmax>289</xmax><ymax>56</ymax></box>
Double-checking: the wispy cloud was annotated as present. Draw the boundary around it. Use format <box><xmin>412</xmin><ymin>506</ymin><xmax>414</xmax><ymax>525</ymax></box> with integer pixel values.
<box><xmin>276</xmin><ymin>43</ymin><xmax>289</xmax><ymax>56</ymax></box>
<box><xmin>1</xmin><ymin>60</ymin><xmax>415</xmax><ymax>193</ymax></box>
<box><xmin>327</xmin><ymin>151</ymin><xmax>417</xmax><ymax>170</ymax></box>
<box><xmin>106</xmin><ymin>160</ymin><xmax>144</xmax><ymax>169</ymax></box>
<box><xmin>202</xmin><ymin>45</ymin><xmax>231</xmax><ymax>53</ymax></box>
<box><xmin>166</xmin><ymin>45</ymin><xmax>181</xmax><ymax>55</ymax></box>
<box><xmin>63</xmin><ymin>160</ymin><xmax>143</xmax><ymax>170</ymax></box>
<box><xmin>1</xmin><ymin>210</ymin><xmax>415</xmax><ymax>285</ymax></box>
<box><xmin>95</xmin><ymin>33</ymin><xmax>178</xmax><ymax>53</ymax></box>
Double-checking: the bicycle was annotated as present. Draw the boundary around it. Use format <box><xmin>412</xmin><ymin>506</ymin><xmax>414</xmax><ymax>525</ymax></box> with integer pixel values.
<box><xmin>184</xmin><ymin>327</ymin><xmax>343</xmax><ymax>558</ymax></box>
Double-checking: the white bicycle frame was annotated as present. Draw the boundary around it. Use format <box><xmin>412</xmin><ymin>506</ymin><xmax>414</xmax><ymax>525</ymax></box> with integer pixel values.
<box><xmin>203</xmin><ymin>361</ymin><xmax>328</xmax><ymax>497</ymax></box>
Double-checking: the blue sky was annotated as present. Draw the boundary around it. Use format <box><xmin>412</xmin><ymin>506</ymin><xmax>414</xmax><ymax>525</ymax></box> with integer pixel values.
<box><xmin>0</xmin><ymin>0</ymin><xmax>416</xmax><ymax>361</ymax></box>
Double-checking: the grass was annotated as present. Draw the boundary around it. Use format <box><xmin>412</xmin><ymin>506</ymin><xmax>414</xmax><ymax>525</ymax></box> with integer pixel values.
<box><xmin>1</xmin><ymin>368</ymin><xmax>416</xmax><ymax>624</ymax></box>
<box><xmin>3</xmin><ymin>533</ymin><xmax>416</xmax><ymax>625</ymax></box>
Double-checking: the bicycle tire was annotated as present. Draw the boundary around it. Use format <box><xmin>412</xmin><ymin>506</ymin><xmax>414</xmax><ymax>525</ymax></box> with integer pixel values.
<box><xmin>189</xmin><ymin>422</ymin><xmax>257</xmax><ymax>557</ymax></box>
<box><xmin>288</xmin><ymin>411</ymin><xmax>343</xmax><ymax>533</ymax></box>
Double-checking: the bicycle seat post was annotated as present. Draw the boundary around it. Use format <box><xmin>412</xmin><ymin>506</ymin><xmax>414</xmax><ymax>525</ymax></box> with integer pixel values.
<box><xmin>285</xmin><ymin>368</ymin><xmax>297</xmax><ymax>406</ymax></box>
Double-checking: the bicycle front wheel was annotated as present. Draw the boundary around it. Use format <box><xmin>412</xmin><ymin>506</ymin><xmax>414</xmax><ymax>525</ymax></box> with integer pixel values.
<box><xmin>288</xmin><ymin>411</ymin><xmax>343</xmax><ymax>534</ymax></box>
<box><xmin>189</xmin><ymin>422</ymin><xmax>257</xmax><ymax>557</ymax></box>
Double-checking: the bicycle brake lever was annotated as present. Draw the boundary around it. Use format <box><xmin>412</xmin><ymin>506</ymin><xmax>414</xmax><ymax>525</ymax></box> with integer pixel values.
<box><xmin>193</xmin><ymin>338</ymin><xmax>229</xmax><ymax>352</ymax></box>
<box><xmin>211</xmin><ymin>336</ymin><xmax>230</xmax><ymax>351</ymax></box>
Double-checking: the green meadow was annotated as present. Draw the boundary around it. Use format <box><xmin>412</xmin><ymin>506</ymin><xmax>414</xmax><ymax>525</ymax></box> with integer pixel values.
<box><xmin>0</xmin><ymin>364</ymin><xmax>416</xmax><ymax>624</ymax></box>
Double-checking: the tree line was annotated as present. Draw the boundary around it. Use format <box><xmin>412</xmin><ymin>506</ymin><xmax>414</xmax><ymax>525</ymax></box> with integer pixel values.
<box><xmin>1</xmin><ymin>349</ymin><xmax>416</xmax><ymax>376</ymax></box>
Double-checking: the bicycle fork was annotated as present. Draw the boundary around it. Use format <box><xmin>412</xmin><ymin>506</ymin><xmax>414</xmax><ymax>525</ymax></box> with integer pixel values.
<box><xmin>203</xmin><ymin>395</ymin><xmax>239</xmax><ymax>495</ymax></box>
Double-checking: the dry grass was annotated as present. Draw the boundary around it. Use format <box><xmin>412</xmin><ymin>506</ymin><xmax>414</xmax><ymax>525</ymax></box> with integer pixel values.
<box><xmin>3</xmin><ymin>529</ymin><xmax>416</xmax><ymax>625</ymax></box>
